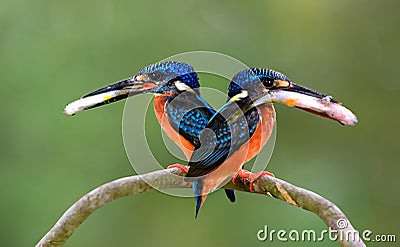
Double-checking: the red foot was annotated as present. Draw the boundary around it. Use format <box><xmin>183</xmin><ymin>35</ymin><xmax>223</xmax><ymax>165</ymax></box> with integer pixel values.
<box><xmin>167</xmin><ymin>164</ymin><xmax>189</xmax><ymax>173</ymax></box>
<box><xmin>232</xmin><ymin>169</ymin><xmax>274</xmax><ymax>192</ymax></box>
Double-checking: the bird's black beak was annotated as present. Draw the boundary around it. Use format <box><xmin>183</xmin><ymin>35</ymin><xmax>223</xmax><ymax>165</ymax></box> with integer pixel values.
<box><xmin>64</xmin><ymin>76</ymin><xmax>156</xmax><ymax>115</ymax></box>
<box><xmin>282</xmin><ymin>83</ymin><xmax>339</xmax><ymax>103</ymax></box>
<box><xmin>256</xmin><ymin>81</ymin><xmax>358</xmax><ymax>126</ymax></box>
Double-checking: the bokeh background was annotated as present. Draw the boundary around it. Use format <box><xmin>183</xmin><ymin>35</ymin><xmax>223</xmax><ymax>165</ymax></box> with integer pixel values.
<box><xmin>1</xmin><ymin>0</ymin><xmax>399</xmax><ymax>246</ymax></box>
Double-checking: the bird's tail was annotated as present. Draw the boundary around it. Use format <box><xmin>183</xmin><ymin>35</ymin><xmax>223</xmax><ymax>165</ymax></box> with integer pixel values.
<box><xmin>192</xmin><ymin>180</ymin><xmax>207</xmax><ymax>218</ymax></box>
<box><xmin>224</xmin><ymin>189</ymin><xmax>236</xmax><ymax>202</ymax></box>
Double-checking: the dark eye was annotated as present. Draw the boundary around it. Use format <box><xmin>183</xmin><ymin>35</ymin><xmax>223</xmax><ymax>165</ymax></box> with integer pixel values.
<box><xmin>262</xmin><ymin>78</ymin><xmax>274</xmax><ymax>88</ymax></box>
<box><xmin>149</xmin><ymin>71</ymin><xmax>163</xmax><ymax>81</ymax></box>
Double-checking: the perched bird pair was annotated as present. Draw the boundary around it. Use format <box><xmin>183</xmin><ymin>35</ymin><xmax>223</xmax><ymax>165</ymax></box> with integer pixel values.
<box><xmin>65</xmin><ymin>61</ymin><xmax>357</xmax><ymax>217</ymax></box>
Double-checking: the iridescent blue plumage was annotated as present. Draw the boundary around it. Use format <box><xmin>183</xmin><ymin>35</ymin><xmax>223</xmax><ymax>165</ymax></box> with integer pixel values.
<box><xmin>165</xmin><ymin>93</ymin><xmax>216</xmax><ymax>148</ymax></box>
<box><xmin>186</xmin><ymin>94</ymin><xmax>259</xmax><ymax>177</ymax></box>
<box><xmin>229</xmin><ymin>68</ymin><xmax>289</xmax><ymax>98</ymax></box>
<box><xmin>137</xmin><ymin>61</ymin><xmax>200</xmax><ymax>92</ymax></box>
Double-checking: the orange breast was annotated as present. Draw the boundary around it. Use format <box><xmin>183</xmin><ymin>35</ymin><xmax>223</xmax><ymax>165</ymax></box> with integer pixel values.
<box><xmin>199</xmin><ymin>139</ymin><xmax>251</xmax><ymax>196</ymax></box>
<box><xmin>245</xmin><ymin>104</ymin><xmax>276</xmax><ymax>162</ymax></box>
<box><xmin>153</xmin><ymin>95</ymin><xmax>195</xmax><ymax>160</ymax></box>
<box><xmin>195</xmin><ymin>104</ymin><xmax>276</xmax><ymax>196</ymax></box>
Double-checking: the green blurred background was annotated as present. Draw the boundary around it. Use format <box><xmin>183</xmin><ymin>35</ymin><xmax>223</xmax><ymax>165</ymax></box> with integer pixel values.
<box><xmin>1</xmin><ymin>0</ymin><xmax>399</xmax><ymax>246</ymax></box>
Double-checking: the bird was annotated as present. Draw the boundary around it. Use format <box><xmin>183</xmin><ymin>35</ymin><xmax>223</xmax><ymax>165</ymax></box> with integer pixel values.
<box><xmin>185</xmin><ymin>68</ymin><xmax>358</xmax><ymax>217</ymax></box>
<box><xmin>64</xmin><ymin>63</ymin><xmax>357</xmax><ymax>218</ymax></box>
<box><xmin>64</xmin><ymin>61</ymin><xmax>236</xmax><ymax>202</ymax></box>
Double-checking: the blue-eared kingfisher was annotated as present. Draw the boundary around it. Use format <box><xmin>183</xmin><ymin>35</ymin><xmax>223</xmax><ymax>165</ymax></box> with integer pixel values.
<box><xmin>64</xmin><ymin>61</ymin><xmax>236</xmax><ymax>202</ymax></box>
<box><xmin>185</xmin><ymin>68</ymin><xmax>357</xmax><ymax>217</ymax></box>
<box><xmin>64</xmin><ymin>64</ymin><xmax>357</xmax><ymax>218</ymax></box>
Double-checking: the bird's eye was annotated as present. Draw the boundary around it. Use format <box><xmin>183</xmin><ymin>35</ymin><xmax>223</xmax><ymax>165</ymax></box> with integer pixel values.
<box><xmin>149</xmin><ymin>71</ymin><xmax>163</xmax><ymax>81</ymax></box>
<box><xmin>262</xmin><ymin>78</ymin><xmax>274</xmax><ymax>88</ymax></box>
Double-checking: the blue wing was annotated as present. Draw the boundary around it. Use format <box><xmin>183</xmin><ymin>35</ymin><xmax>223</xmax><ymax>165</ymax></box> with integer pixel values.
<box><xmin>164</xmin><ymin>90</ymin><xmax>238</xmax><ymax>201</ymax></box>
<box><xmin>186</xmin><ymin>97</ymin><xmax>260</xmax><ymax>177</ymax></box>
<box><xmin>165</xmin><ymin>92</ymin><xmax>216</xmax><ymax>148</ymax></box>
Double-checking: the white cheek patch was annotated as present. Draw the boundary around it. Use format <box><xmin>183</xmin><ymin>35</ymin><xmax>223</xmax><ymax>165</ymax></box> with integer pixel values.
<box><xmin>175</xmin><ymin>81</ymin><xmax>192</xmax><ymax>91</ymax></box>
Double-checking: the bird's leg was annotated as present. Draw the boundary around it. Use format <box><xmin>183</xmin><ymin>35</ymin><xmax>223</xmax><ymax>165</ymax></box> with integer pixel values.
<box><xmin>232</xmin><ymin>169</ymin><xmax>274</xmax><ymax>192</ymax></box>
<box><xmin>167</xmin><ymin>164</ymin><xmax>189</xmax><ymax>173</ymax></box>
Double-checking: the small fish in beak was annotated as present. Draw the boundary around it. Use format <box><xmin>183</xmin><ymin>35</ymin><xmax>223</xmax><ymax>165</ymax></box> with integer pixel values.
<box><xmin>64</xmin><ymin>78</ymin><xmax>155</xmax><ymax>116</ymax></box>
<box><xmin>254</xmin><ymin>82</ymin><xmax>358</xmax><ymax>126</ymax></box>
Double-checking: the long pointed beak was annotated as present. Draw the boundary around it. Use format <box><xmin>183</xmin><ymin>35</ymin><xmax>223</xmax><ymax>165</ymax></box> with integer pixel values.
<box><xmin>64</xmin><ymin>78</ymin><xmax>156</xmax><ymax>116</ymax></box>
<box><xmin>255</xmin><ymin>82</ymin><xmax>358</xmax><ymax>126</ymax></box>
<box><xmin>283</xmin><ymin>83</ymin><xmax>340</xmax><ymax>103</ymax></box>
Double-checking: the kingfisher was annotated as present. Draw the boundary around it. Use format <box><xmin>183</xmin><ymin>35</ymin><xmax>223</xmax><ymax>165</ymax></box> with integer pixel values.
<box><xmin>64</xmin><ymin>64</ymin><xmax>357</xmax><ymax>218</ymax></box>
<box><xmin>185</xmin><ymin>68</ymin><xmax>358</xmax><ymax>217</ymax></box>
<box><xmin>64</xmin><ymin>61</ymin><xmax>236</xmax><ymax>202</ymax></box>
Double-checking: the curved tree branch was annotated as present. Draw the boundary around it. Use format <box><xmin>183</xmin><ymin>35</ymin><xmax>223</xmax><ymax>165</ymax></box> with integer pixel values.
<box><xmin>36</xmin><ymin>168</ymin><xmax>365</xmax><ymax>247</ymax></box>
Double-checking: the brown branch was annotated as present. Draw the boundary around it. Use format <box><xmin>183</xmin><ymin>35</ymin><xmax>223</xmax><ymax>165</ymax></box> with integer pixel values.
<box><xmin>36</xmin><ymin>168</ymin><xmax>365</xmax><ymax>247</ymax></box>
